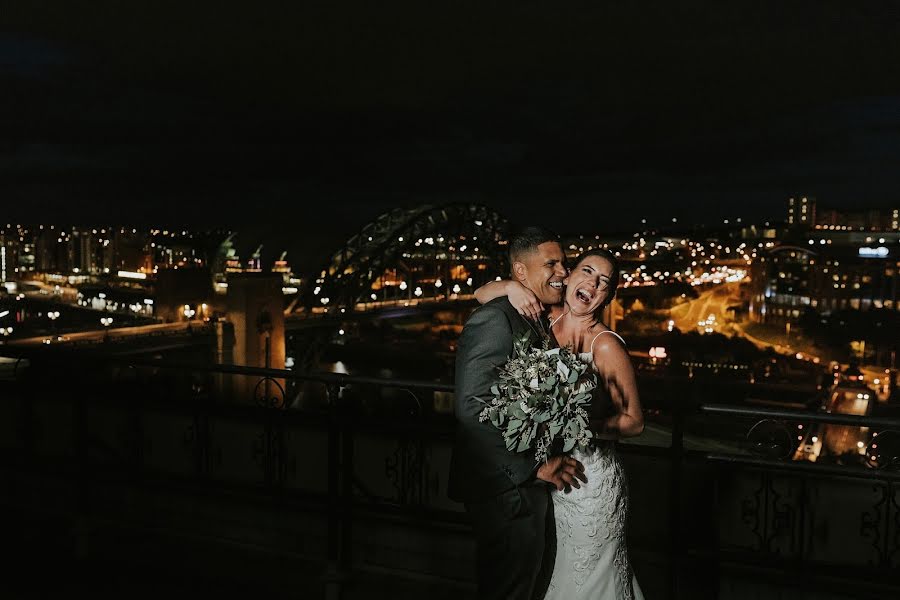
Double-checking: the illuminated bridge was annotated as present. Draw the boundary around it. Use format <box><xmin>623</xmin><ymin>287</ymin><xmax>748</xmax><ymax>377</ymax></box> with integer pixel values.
<box><xmin>293</xmin><ymin>204</ymin><xmax>510</xmax><ymax>315</ymax></box>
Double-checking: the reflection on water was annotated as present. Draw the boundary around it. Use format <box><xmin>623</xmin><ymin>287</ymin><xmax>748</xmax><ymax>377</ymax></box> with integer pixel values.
<box><xmin>289</xmin><ymin>308</ymin><xmax>470</xmax><ymax>383</ymax></box>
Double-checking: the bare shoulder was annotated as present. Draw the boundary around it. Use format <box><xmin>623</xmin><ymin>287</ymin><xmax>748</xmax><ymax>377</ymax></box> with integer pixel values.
<box><xmin>590</xmin><ymin>328</ymin><xmax>628</xmax><ymax>361</ymax></box>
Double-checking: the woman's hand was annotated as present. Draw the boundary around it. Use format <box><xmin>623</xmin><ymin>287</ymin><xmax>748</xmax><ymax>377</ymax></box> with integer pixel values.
<box><xmin>474</xmin><ymin>279</ymin><xmax>544</xmax><ymax>320</ymax></box>
<box><xmin>509</xmin><ymin>281</ymin><xmax>543</xmax><ymax>321</ymax></box>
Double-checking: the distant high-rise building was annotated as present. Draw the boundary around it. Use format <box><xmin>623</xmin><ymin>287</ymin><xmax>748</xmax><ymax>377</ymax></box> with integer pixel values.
<box><xmin>787</xmin><ymin>196</ymin><xmax>816</xmax><ymax>229</ymax></box>
<box><xmin>113</xmin><ymin>228</ymin><xmax>150</xmax><ymax>272</ymax></box>
<box><xmin>71</xmin><ymin>229</ymin><xmax>96</xmax><ymax>273</ymax></box>
<box><xmin>814</xmin><ymin>206</ymin><xmax>898</xmax><ymax>231</ymax></box>
<box><xmin>0</xmin><ymin>231</ymin><xmax>18</xmax><ymax>282</ymax></box>
<box><xmin>817</xmin><ymin>209</ymin><xmax>841</xmax><ymax>228</ymax></box>
<box><xmin>33</xmin><ymin>225</ymin><xmax>72</xmax><ymax>273</ymax></box>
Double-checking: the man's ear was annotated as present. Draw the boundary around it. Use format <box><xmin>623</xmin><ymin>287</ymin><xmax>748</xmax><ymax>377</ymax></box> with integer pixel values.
<box><xmin>512</xmin><ymin>261</ymin><xmax>527</xmax><ymax>282</ymax></box>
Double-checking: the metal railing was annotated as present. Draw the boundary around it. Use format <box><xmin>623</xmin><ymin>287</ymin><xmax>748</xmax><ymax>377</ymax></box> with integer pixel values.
<box><xmin>1</xmin><ymin>347</ymin><xmax>899</xmax><ymax>599</ymax></box>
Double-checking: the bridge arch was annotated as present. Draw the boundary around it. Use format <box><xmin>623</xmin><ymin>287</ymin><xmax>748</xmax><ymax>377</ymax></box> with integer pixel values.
<box><xmin>299</xmin><ymin>203</ymin><xmax>511</xmax><ymax>312</ymax></box>
<box><xmin>766</xmin><ymin>244</ymin><xmax>820</xmax><ymax>257</ymax></box>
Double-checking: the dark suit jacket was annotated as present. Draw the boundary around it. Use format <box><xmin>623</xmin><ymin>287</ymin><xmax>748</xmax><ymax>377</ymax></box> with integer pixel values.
<box><xmin>447</xmin><ymin>297</ymin><xmax>546</xmax><ymax>502</ymax></box>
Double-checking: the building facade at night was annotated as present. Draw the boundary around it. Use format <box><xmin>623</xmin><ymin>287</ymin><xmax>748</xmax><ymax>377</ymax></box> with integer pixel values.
<box><xmin>750</xmin><ymin>231</ymin><xmax>899</xmax><ymax>325</ymax></box>
<box><xmin>750</xmin><ymin>201</ymin><xmax>900</xmax><ymax>327</ymax></box>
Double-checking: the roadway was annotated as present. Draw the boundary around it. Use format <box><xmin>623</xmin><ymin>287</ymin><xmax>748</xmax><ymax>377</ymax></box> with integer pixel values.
<box><xmin>669</xmin><ymin>282</ymin><xmax>742</xmax><ymax>335</ymax></box>
<box><xmin>6</xmin><ymin>320</ymin><xmax>208</xmax><ymax>347</ymax></box>
<box><xmin>823</xmin><ymin>386</ymin><xmax>872</xmax><ymax>457</ymax></box>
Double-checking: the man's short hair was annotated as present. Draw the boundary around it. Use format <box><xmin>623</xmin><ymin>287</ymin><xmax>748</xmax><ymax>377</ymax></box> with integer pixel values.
<box><xmin>508</xmin><ymin>226</ymin><xmax>561</xmax><ymax>265</ymax></box>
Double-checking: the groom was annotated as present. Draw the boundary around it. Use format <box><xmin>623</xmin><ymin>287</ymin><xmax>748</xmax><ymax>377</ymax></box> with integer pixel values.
<box><xmin>448</xmin><ymin>226</ymin><xmax>588</xmax><ymax>599</ymax></box>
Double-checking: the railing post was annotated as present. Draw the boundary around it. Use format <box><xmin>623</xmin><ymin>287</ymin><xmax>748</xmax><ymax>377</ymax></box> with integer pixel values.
<box><xmin>324</xmin><ymin>383</ymin><xmax>344</xmax><ymax>600</ymax></box>
<box><xmin>669</xmin><ymin>382</ymin><xmax>686</xmax><ymax>600</ymax></box>
<box><xmin>191</xmin><ymin>397</ymin><xmax>211</xmax><ymax>481</ymax></box>
<box><xmin>129</xmin><ymin>387</ymin><xmax>146</xmax><ymax>479</ymax></box>
<box><xmin>72</xmin><ymin>391</ymin><xmax>91</xmax><ymax>560</ymax></box>
<box><xmin>341</xmin><ymin>393</ymin><xmax>354</xmax><ymax>576</ymax></box>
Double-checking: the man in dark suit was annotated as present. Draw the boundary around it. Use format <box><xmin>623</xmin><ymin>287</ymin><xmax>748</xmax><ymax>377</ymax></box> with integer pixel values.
<box><xmin>448</xmin><ymin>226</ymin><xmax>587</xmax><ymax>599</ymax></box>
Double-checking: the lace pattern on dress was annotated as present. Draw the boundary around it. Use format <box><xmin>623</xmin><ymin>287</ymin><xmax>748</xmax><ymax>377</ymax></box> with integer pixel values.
<box><xmin>543</xmin><ymin>349</ymin><xmax>640</xmax><ymax>599</ymax></box>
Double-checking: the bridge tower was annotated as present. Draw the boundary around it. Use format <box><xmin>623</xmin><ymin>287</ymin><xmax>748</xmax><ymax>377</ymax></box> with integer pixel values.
<box><xmin>218</xmin><ymin>272</ymin><xmax>286</xmax><ymax>406</ymax></box>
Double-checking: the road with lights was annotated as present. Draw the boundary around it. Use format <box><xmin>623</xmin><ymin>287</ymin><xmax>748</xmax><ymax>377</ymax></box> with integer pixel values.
<box><xmin>669</xmin><ymin>282</ymin><xmax>742</xmax><ymax>335</ymax></box>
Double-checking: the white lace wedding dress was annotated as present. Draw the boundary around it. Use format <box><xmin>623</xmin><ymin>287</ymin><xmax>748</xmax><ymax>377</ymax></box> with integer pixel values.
<box><xmin>543</xmin><ymin>347</ymin><xmax>644</xmax><ymax>600</ymax></box>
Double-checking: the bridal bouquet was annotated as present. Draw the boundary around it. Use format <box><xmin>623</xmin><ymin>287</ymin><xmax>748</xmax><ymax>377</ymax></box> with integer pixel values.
<box><xmin>478</xmin><ymin>332</ymin><xmax>597</xmax><ymax>465</ymax></box>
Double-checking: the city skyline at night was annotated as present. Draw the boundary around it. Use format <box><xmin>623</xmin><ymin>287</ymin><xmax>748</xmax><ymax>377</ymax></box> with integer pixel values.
<box><xmin>5</xmin><ymin>3</ymin><xmax>900</xmax><ymax>250</ymax></box>
<box><xmin>2</xmin><ymin>198</ymin><xmax>897</xmax><ymax>273</ymax></box>
<box><xmin>4</xmin><ymin>4</ymin><xmax>900</xmax><ymax>598</ymax></box>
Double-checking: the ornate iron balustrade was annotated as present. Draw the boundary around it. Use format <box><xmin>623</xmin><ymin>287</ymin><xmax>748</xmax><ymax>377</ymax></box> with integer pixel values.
<box><xmin>1</xmin><ymin>347</ymin><xmax>898</xmax><ymax>599</ymax></box>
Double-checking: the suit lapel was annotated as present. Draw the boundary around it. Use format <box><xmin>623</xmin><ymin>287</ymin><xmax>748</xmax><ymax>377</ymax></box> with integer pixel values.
<box><xmin>515</xmin><ymin>311</ymin><xmax>555</xmax><ymax>350</ymax></box>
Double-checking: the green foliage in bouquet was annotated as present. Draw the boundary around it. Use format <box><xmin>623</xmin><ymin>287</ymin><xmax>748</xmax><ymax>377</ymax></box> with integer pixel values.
<box><xmin>478</xmin><ymin>331</ymin><xmax>597</xmax><ymax>464</ymax></box>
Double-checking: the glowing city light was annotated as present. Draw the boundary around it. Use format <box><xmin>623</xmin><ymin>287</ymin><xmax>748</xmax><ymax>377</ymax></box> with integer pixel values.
<box><xmin>117</xmin><ymin>270</ymin><xmax>147</xmax><ymax>280</ymax></box>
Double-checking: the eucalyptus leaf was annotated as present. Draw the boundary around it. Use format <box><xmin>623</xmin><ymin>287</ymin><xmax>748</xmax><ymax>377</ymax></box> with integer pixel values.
<box><xmin>517</xmin><ymin>436</ymin><xmax>531</xmax><ymax>453</ymax></box>
<box><xmin>533</xmin><ymin>411</ymin><xmax>551</xmax><ymax>424</ymax></box>
<box><xmin>567</xmin><ymin>420</ymin><xmax>581</xmax><ymax>437</ymax></box>
<box><xmin>549</xmin><ymin>422</ymin><xmax>563</xmax><ymax>438</ymax></box>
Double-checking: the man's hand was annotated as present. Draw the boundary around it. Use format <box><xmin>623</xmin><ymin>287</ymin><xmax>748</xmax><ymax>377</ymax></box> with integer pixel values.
<box><xmin>535</xmin><ymin>455</ymin><xmax>587</xmax><ymax>492</ymax></box>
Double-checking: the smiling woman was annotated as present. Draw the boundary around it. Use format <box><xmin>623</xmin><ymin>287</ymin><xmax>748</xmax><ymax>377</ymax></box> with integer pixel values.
<box><xmin>564</xmin><ymin>249</ymin><xmax>620</xmax><ymax>319</ymax></box>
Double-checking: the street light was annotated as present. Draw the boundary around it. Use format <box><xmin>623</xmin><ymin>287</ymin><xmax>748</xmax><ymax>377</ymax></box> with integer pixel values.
<box><xmin>100</xmin><ymin>317</ymin><xmax>114</xmax><ymax>327</ymax></box>
<box><xmin>47</xmin><ymin>310</ymin><xmax>60</xmax><ymax>333</ymax></box>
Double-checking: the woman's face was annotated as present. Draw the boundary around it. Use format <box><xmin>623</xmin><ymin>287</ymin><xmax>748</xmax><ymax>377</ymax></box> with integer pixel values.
<box><xmin>564</xmin><ymin>255</ymin><xmax>614</xmax><ymax>317</ymax></box>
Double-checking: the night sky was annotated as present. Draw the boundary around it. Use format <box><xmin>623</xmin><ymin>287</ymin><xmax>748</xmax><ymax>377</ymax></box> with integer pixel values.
<box><xmin>4</xmin><ymin>1</ymin><xmax>900</xmax><ymax>271</ymax></box>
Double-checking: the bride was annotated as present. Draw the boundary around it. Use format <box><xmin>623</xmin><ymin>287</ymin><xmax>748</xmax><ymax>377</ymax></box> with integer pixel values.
<box><xmin>475</xmin><ymin>248</ymin><xmax>645</xmax><ymax>599</ymax></box>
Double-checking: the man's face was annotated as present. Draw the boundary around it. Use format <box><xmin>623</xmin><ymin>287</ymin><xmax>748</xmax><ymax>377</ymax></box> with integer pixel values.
<box><xmin>515</xmin><ymin>241</ymin><xmax>567</xmax><ymax>306</ymax></box>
